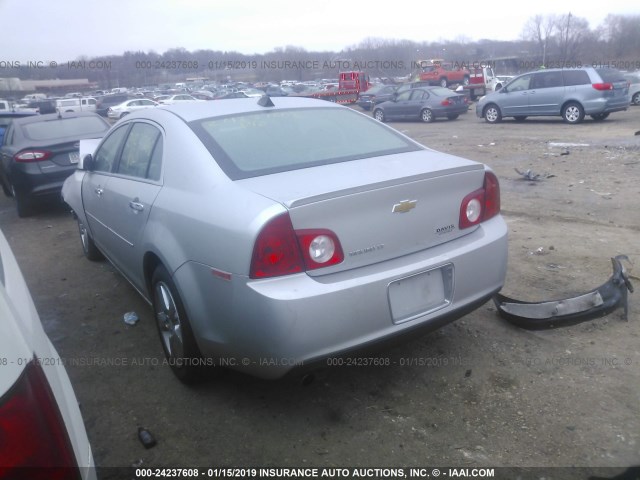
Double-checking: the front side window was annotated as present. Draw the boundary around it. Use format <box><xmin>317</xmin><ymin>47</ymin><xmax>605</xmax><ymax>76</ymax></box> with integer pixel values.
<box><xmin>506</xmin><ymin>74</ymin><xmax>532</xmax><ymax>92</ymax></box>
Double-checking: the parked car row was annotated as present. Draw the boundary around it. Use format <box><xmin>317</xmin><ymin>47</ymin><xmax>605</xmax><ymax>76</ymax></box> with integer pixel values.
<box><xmin>366</xmin><ymin>67</ymin><xmax>634</xmax><ymax>125</ymax></box>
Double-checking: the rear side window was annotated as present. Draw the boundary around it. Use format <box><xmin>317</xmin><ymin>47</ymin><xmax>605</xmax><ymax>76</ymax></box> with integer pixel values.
<box><xmin>93</xmin><ymin>124</ymin><xmax>129</xmax><ymax>173</ymax></box>
<box><xmin>191</xmin><ymin>107</ymin><xmax>421</xmax><ymax>180</ymax></box>
<box><xmin>117</xmin><ymin>123</ymin><xmax>162</xmax><ymax>180</ymax></box>
<box><xmin>563</xmin><ymin>70</ymin><xmax>590</xmax><ymax>86</ymax></box>
<box><xmin>596</xmin><ymin>68</ymin><xmax>626</xmax><ymax>83</ymax></box>
<box><xmin>21</xmin><ymin>116</ymin><xmax>108</xmax><ymax>141</ymax></box>
<box><xmin>531</xmin><ymin>71</ymin><xmax>563</xmax><ymax>89</ymax></box>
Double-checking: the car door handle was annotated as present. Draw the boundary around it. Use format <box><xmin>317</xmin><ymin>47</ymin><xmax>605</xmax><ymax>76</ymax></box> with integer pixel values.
<box><xmin>94</xmin><ymin>187</ymin><xmax>103</xmax><ymax>197</ymax></box>
<box><xmin>129</xmin><ymin>200</ymin><xmax>144</xmax><ymax>213</ymax></box>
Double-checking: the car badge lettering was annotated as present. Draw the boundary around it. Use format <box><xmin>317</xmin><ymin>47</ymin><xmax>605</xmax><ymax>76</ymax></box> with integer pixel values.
<box><xmin>392</xmin><ymin>200</ymin><xmax>417</xmax><ymax>213</ymax></box>
<box><xmin>436</xmin><ymin>224</ymin><xmax>456</xmax><ymax>235</ymax></box>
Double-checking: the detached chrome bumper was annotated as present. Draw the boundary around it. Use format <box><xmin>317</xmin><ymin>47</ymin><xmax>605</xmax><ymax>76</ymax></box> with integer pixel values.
<box><xmin>494</xmin><ymin>255</ymin><xmax>634</xmax><ymax>329</ymax></box>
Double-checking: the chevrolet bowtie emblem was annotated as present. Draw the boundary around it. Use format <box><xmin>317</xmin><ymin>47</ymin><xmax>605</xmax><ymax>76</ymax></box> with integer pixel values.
<box><xmin>392</xmin><ymin>200</ymin><xmax>417</xmax><ymax>213</ymax></box>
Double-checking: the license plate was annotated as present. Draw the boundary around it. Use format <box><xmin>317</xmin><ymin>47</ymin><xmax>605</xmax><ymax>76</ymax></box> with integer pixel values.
<box><xmin>388</xmin><ymin>265</ymin><xmax>453</xmax><ymax>324</ymax></box>
<box><xmin>69</xmin><ymin>151</ymin><xmax>80</xmax><ymax>164</ymax></box>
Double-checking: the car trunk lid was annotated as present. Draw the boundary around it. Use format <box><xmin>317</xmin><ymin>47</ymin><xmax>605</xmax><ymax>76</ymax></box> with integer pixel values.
<box><xmin>238</xmin><ymin>150</ymin><xmax>485</xmax><ymax>275</ymax></box>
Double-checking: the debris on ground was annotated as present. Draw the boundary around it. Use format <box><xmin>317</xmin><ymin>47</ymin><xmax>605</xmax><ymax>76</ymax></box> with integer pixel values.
<box><xmin>123</xmin><ymin>311</ymin><xmax>139</xmax><ymax>325</ymax></box>
<box><xmin>494</xmin><ymin>255</ymin><xmax>634</xmax><ymax>329</ymax></box>
<box><xmin>515</xmin><ymin>168</ymin><xmax>556</xmax><ymax>181</ymax></box>
<box><xmin>138</xmin><ymin>427</ymin><xmax>157</xmax><ymax>449</ymax></box>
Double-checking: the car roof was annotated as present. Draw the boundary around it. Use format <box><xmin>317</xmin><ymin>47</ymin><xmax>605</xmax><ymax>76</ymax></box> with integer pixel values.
<box><xmin>149</xmin><ymin>96</ymin><xmax>342</xmax><ymax>123</ymax></box>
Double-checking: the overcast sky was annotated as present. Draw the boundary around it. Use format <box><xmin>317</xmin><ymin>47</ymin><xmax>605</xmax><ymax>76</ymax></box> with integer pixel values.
<box><xmin>2</xmin><ymin>0</ymin><xmax>639</xmax><ymax>62</ymax></box>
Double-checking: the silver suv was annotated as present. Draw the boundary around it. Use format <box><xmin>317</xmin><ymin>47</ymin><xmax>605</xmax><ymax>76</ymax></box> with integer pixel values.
<box><xmin>476</xmin><ymin>67</ymin><xmax>629</xmax><ymax>124</ymax></box>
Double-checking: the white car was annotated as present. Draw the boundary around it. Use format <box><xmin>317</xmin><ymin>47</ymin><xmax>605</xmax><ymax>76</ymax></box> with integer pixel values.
<box><xmin>156</xmin><ymin>94</ymin><xmax>201</xmax><ymax>105</ymax></box>
<box><xmin>107</xmin><ymin>98</ymin><xmax>159</xmax><ymax>119</ymax></box>
<box><xmin>0</xmin><ymin>228</ymin><xmax>96</xmax><ymax>477</ymax></box>
<box><xmin>624</xmin><ymin>71</ymin><xmax>640</xmax><ymax>105</ymax></box>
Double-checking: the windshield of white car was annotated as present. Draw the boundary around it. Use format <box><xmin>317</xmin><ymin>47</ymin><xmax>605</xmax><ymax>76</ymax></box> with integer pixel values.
<box><xmin>190</xmin><ymin>107</ymin><xmax>422</xmax><ymax>180</ymax></box>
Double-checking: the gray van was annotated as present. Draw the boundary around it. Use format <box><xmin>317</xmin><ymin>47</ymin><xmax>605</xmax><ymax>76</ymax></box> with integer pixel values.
<box><xmin>476</xmin><ymin>67</ymin><xmax>629</xmax><ymax>124</ymax></box>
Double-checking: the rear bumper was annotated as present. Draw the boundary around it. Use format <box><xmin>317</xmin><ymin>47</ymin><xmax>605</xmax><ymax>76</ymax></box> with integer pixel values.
<box><xmin>10</xmin><ymin>163</ymin><xmax>75</xmax><ymax>199</ymax></box>
<box><xmin>582</xmin><ymin>96</ymin><xmax>630</xmax><ymax>115</ymax></box>
<box><xmin>173</xmin><ymin>215</ymin><xmax>508</xmax><ymax>379</ymax></box>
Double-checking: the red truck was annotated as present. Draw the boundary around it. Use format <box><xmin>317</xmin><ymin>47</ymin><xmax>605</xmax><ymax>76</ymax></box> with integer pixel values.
<box><xmin>303</xmin><ymin>71</ymin><xmax>371</xmax><ymax>103</ymax></box>
<box><xmin>415</xmin><ymin>59</ymin><xmax>470</xmax><ymax>88</ymax></box>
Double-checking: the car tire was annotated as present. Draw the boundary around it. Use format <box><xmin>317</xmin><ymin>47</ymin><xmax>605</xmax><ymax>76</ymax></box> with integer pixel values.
<box><xmin>11</xmin><ymin>185</ymin><xmax>34</xmax><ymax>218</ymax></box>
<box><xmin>373</xmin><ymin>109</ymin><xmax>385</xmax><ymax>122</ymax></box>
<box><xmin>633</xmin><ymin>92</ymin><xmax>640</xmax><ymax>106</ymax></box>
<box><xmin>514</xmin><ymin>116</ymin><xmax>527</xmax><ymax>122</ymax></box>
<box><xmin>447</xmin><ymin>114</ymin><xmax>459</xmax><ymax>120</ymax></box>
<box><xmin>152</xmin><ymin>265</ymin><xmax>204</xmax><ymax>384</ymax></box>
<box><xmin>439</xmin><ymin>78</ymin><xmax>448</xmax><ymax>88</ymax></box>
<box><xmin>562</xmin><ymin>102</ymin><xmax>585</xmax><ymax>124</ymax></box>
<box><xmin>1</xmin><ymin>180</ymin><xmax>11</xmax><ymax>197</ymax></box>
<box><xmin>483</xmin><ymin>104</ymin><xmax>502</xmax><ymax>124</ymax></box>
<box><xmin>77</xmin><ymin>218</ymin><xmax>103</xmax><ymax>261</ymax></box>
<box><xmin>421</xmin><ymin>109</ymin><xmax>434</xmax><ymax>123</ymax></box>
<box><xmin>590</xmin><ymin>113</ymin><xmax>609</xmax><ymax>121</ymax></box>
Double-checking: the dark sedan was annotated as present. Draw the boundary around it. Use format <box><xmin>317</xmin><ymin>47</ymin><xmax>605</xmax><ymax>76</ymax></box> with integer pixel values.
<box><xmin>356</xmin><ymin>85</ymin><xmax>398</xmax><ymax>111</ymax></box>
<box><xmin>373</xmin><ymin>87</ymin><xmax>469</xmax><ymax>123</ymax></box>
<box><xmin>214</xmin><ymin>91</ymin><xmax>250</xmax><ymax>100</ymax></box>
<box><xmin>0</xmin><ymin>112</ymin><xmax>110</xmax><ymax>216</ymax></box>
<box><xmin>0</xmin><ymin>111</ymin><xmax>37</xmax><ymax>145</ymax></box>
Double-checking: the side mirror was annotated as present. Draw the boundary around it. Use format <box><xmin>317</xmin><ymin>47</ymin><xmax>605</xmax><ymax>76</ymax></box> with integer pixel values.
<box><xmin>80</xmin><ymin>154</ymin><xmax>95</xmax><ymax>171</ymax></box>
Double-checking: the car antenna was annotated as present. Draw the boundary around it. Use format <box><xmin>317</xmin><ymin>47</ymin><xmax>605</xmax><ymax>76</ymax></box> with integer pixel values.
<box><xmin>257</xmin><ymin>94</ymin><xmax>274</xmax><ymax>107</ymax></box>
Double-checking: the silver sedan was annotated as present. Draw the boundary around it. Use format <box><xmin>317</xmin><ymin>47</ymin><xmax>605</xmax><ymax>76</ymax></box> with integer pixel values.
<box><xmin>62</xmin><ymin>97</ymin><xmax>507</xmax><ymax>383</ymax></box>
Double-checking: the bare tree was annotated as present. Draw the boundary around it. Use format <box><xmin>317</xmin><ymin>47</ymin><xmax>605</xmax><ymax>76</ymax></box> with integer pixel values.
<box><xmin>521</xmin><ymin>15</ymin><xmax>557</xmax><ymax>65</ymax></box>
<box><xmin>556</xmin><ymin>13</ymin><xmax>591</xmax><ymax>62</ymax></box>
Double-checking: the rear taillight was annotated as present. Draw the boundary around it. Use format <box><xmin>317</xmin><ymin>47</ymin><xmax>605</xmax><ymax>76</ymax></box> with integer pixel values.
<box><xmin>592</xmin><ymin>83</ymin><xmax>613</xmax><ymax>91</ymax></box>
<box><xmin>441</xmin><ymin>99</ymin><xmax>453</xmax><ymax>106</ymax></box>
<box><xmin>459</xmin><ymin>171</ymin><xmax>501</xmax><ymax>229</ymax></box>
<box><xmin>296</xmin><ymin>230</ymin><xmax>344</xmax><ymax>271</ymax></box>
<box><xmin>0</xmin><ymin>360</ymin><xmax>80</xmax><ymax>480</ymax></box>
<box><xmin>250</xmin><ymin>213</ymin><xmax>343</xmax><ymax>279</ymax></box>
<box><xmin>14</xmin><ymin>150</ymin><xmax>52</xmax><ymax>163</ymax></box>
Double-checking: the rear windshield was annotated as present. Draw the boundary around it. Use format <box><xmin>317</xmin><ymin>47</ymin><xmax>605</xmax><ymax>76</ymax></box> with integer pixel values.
<box><xmin>428</xmin><ymin>87</ymin><xmax>455</xmax><ymax>96</ymax></box>
<box><xmin>21</xmin><ymin>116</ymin><xmax>108</xmax><ymax>141</ymax></box>
<box><xmin>190</xmin><ymin>107</ymin><xmax>422</xmax><ymax>180</ymax></box>
<box><xmin>596</xmin><ymin>68</ymin><xmax>626</xmax><ymax>83</ymax></box>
